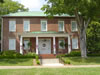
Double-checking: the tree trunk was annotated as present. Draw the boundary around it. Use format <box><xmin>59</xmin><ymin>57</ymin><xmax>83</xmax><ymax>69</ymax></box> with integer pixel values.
<box><xmin>79</xmin><ymin>28</ymin><xmax>87</xmax><ymax>58</ymax></box>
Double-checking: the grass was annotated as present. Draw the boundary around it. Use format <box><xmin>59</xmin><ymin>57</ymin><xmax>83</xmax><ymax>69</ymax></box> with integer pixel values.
<box><xmin>62</xmin><ymin>57</ymin><xmax>100</xmax><ymax>65</ymax></box>
<box><xmin>0</xmin><ymin>68</ymin><xmax>100</xmax><ymax>75</ymax></box>
<box><xmin>0</xmin><ymin>58</ymin><xmax>33</xmax><ymax>66</ymax></box>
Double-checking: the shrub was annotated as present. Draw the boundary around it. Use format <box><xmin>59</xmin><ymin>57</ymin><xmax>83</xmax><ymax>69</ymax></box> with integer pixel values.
<box><xmin>35</xmin><ymin>55</ymin><xmax>40</xmax><ymax>65</ymax></box>
<box><xmin>24</xmin><ymin>52</ymin><xmax>36</xmax><ymax>58</ymax></box>
<box><xmin>0</xmin><ymin>51</ymin><xmax>37</xmax><ymax>58</ymax></box>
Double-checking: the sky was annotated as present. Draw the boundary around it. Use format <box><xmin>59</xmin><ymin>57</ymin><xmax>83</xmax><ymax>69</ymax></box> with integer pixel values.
<box><xmin>13</xmin><ymin>0</ymin><xmax>47</xmax><ymax>11</ymax></box>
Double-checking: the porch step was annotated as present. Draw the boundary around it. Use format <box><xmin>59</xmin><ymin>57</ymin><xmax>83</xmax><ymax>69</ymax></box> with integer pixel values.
<box><xmin>39</xmin><ymin>54</ymin><xmax>56</xmax><ymax>58</ymax></box>
<box><xmin>40</xmin><ymin>58</ymin><xmax>64</xmax><ymax>66</ymax></box>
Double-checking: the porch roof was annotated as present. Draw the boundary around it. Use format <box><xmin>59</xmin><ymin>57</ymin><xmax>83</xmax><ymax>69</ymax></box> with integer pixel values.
<box><xmin>18</xmin><ymin>31</ymin><xmax>69</xmax><ymax>37</ymax></box>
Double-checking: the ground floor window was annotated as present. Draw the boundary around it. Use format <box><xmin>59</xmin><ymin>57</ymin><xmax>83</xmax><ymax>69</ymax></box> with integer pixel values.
<box><xmin>72</xmin><ymin>38</ymin><xmax>78</xmax><ymax>49</ymax></box>
<box><xmin>23</xmin><ymin>39</ymin><xmax>30</xmax><ymax>50</ymax></box>
<box><xmin>9</xmin><ymin>39</ymin><xmax>16</xmax><ymax>50</ymax></box>
<box><xmin>59</xmin><ymin>39</ymin><xmax>65</xmax><ymax>49</ymax></box>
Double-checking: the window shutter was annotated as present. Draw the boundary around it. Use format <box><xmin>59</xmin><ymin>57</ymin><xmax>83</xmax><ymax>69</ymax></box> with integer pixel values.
<box><xmin>24</xmin><ymin>20</ymin><xmax>30</xmax><ymax>31</ymax></box>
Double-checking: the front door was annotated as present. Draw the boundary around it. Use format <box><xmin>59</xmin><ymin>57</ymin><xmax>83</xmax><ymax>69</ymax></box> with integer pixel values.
<box><xmin>38</xmin><ymin>39</ymin><xmax>51</xmax><ymax>54</ymax></box>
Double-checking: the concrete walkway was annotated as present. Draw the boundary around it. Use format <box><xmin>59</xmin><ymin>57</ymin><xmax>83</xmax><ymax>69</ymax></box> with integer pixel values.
<box><xmin>0</xmin><ymin>65</ymin><xmax>100</xmax><ymax>69</ymax></box>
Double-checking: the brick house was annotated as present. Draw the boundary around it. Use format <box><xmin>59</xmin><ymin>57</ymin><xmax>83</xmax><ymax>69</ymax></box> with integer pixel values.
<box><xmin>1</xmin><ymin>11</ymin><xmax>80</xmax><ymax>56</ymax></box>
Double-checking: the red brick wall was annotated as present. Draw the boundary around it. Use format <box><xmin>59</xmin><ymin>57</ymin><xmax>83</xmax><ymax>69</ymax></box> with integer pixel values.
<box><xmin>2</xmin><ymin>17</ymin><xmax>79</xmax><ymax>53</ymax></box>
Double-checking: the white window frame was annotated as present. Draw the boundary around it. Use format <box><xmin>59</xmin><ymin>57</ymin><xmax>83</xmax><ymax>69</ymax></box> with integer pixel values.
<box><xmin>23</xmin><ymin>20</ymin><xmax>30</xmax><ymax>32</ymax></box>
<box><xmin>9</xmin><ymin>39</ymin><xmax>16</xmax><ymax>50</ymax></box>
<box><xmin>71</xmin><ymin>21</ymin><xmax>78</xmax><ymax>32</ymax></box>
<box><xmin>41</xmin><ymin>20</ymin><xmax>47</xmax><ymax>31</ymax></box>
<box><xmin>24</xmin><ymin>39</ymin><xmax>30</xmax><ymax>50</ymax></box>
<box><xmin>72</xmin><ymin>38</ymin><xmax>79</xmax><ymax>49</ymax></box>
<box><xmin>9</xmin><ymin>20</ymin><xmax>16</xmax><ymax>32</ymax></box>
<box><xmin>58</xmin><ymin>21</ymin><xmax>65</xmax><ymax>32</ymax></box>
<box><xmin>59</xmin><ymin>39</ymin><xmax>65</xmax><ymax>49</ymax></box>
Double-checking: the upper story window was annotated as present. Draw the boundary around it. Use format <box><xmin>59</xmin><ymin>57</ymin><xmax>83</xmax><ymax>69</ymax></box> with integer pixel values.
<box><xmin>9</xmin><ymin>20</ymin><xmax>16</xmax><ymax>32</ymax></box>
<box><xmin>9</xmin><ymin>39</ymin><xmax>16</xmax><ymax>50</ymax></box>
<box><xmin>41</xmin><ymin>20</ymin><xmax>47</xmax><ymax>31</ymax></box>
<box><xmin>23</xmin><ymin>20</ymin><xmax>30</xmax><ymax>32</ymax></box>
<box><xmin>58</xmin><ymin>21</ymin><xmax>64</xmax><ymax>32</ymax></box>
<box><xmin>71</xmin><ymin>21</ymin><xmax>78</xmax><ymax>32</ymax></box>
<box><xmin>72</xmin><ymin>38</ymin><xmax>79</xmax><ymax>49</ymax></box>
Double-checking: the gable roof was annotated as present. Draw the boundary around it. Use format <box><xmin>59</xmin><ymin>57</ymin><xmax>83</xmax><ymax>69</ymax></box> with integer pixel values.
<box><xmin>3</xmin><ymin>11</ymin><xmax>75</xmax><ymax>17</ymax></box>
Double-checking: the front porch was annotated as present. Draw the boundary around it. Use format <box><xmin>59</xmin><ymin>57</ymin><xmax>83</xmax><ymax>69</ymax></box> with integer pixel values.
<box><xmin>19</xmin><ymin>31</ymin><xmax>71</xmax><ymax>55</ymax></box>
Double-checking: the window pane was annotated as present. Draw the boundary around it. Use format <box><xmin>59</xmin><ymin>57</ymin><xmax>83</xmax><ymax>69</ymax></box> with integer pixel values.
<box><xmin>24</xmin><ymin>40</ymin><xmax>30</xmax><ymax>50</ymax></box>
<box><xmin>9</xmin><ymin>21</ymin><xmax>16</xmax><ymax>32</ymax></box>
<box><xmin>59</xmin><ymin>39</ymin><xmax>65</xmax><ymax>49</ymax></box>
<box><xmin>72</xmin><ymin>21</ymin><xmax>77</xmax><ymax>31</ymax></box>
<box><xmin>24</xmin><ymin>20</ymin><xmax>30</xmax><ymax>31</ymax></box>
<box><xmin>9</xmin><ymin>39</ymin><xmax>16</xmax><ymax>50</ymax></box>
<box><xmin>72</xmin><ymin>38</ymin><xmax>78</xmax><ymax>49</ymax></box>
<box><xmin>59</xmin><ymin>21</ymin><xmax>64</xmax><ymax>31</ymax></box>
<box><xmin>41</xmin><ymin>21</ymin><xmax>47</xmax><ymax>31</ymax></box>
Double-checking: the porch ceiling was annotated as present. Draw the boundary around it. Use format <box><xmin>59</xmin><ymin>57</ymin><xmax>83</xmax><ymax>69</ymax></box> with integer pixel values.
<box><xmin>18</xmin><ymin>31</ymin><xmax>69</xmax><ymax>37</ymax></box>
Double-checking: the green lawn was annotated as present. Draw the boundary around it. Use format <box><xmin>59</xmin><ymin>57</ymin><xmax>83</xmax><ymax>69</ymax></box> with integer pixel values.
<box><xmin>0</xmin><ymin>68</ymin><xmax>100</xmax><ymax>75</ymax></box>
<box><xmin>0</xmin><ymin>58</ymin><xmax>33</xmax><ymax>66</ymax></box>
<box><xmin>62</xmin><ymin>57</ymin><xmax>100</xmax><ymax>65</ymax></box>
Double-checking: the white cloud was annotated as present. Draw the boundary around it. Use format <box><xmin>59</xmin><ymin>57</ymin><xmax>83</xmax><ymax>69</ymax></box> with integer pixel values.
<box><xmin>13</xmin><ymin>0</ymin><xmax>47</xmax><ymax>11</ymax></box>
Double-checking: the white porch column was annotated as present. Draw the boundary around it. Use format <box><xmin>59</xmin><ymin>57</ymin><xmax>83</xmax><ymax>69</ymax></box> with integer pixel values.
<box><xmin>20</xmin><ymin>36</ymin><xmax>23</xmax><ymax>54</ymax></box>
<box><xmin>36</xmin><ymin>36</ymin><xmax>39</xmax><ymax>54</ymax></box>
<box><xmin>53</xmin><ymin>36</ymin><xmax>56</xmax><ymax>54</ymax></box>
<box><xmin>68</xmin><ymin>35</ymin><xmax>71</xmax><ymax>53</ymax></box>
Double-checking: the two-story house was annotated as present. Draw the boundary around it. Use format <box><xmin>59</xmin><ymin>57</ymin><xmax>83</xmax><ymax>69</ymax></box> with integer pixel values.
<box><xmin>1</xmin><ymin>11</ymin><xmax>80</xmax><ymax>56</ymax></box>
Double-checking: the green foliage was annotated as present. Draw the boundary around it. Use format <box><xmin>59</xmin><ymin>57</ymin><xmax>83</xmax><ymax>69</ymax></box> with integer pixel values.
<box><xmin>87</xmin><ymin>21</ymin><xmax>100</xmax><ymax>53</ymax></box>
<box><xmin>41</xmin><ymin>0</ymin><xmax>100</xmax><ymax>20</ymax></box>
<box><xmin>0</xmin><ymin>51</ymin><xmax>37</xmax><ymax>58</ymax></box>
<box><xmin>0</xmin><ymin>0</ymin><xmax>28</xmax><ymax>15</ymax></box>
<box><xmin>27</xmin><ymin>42</ymin><xmax>32</xmax><ymax>48</ymax></box>
<box><xmin>35</xmin><ymin>55</ymin><xmax>40</xmax><ymax>65</ymax></box>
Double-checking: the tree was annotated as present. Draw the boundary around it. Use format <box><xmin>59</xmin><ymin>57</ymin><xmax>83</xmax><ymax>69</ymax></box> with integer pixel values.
<box><xmin>41</xmin><ymin>0</ymin><xmax>100</xmax><ymax>58</ymax></box>
<box><xmin>0</xmin><ymin>0</ymin><xmax>4</xmax><ymax>3</ymax></box>
<box><xmin>87</xmin><ymin>21</ymin><xmax>100</xmax><ymax>53</ymax></box>
<box><xmin>0</xmin><ymin>0</ymin><xmax>28</xmax><ymax>39</ymax></box>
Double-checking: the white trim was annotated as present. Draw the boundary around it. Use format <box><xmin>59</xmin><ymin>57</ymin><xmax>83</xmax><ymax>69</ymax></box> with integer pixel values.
<box><xmin>9</xmin><ymin>20</ymin><xmax>16</xmax><ymax>32</ymax></box>
<box><xmin>1</xmin><ymin>18</ymin><xmax>3</xmax><ymax>51</ymax></box>
<box><xmin>20</xmin><ymin>36</ymin><xmax>23</xmax><ymax>54</ymax></box>
<box><xmin>23</xmin><ymin>38</ymin><xmax>30</xmax><ymax>50</ymax></box>
<box><xmin>71</xmin><ymin>21</ymin><xmax>78</xmax><ymax>32</ymax></box>
<box><xmin>58</xmin><ymin>21</ymin><xmax>65</xmax><ymax>32</ymax></box>
<box><xmin>68</xmin><ymin>35</ymin><xmax>71</xmax><ymax>53</ymax></box>
<box><xmin>41</xmin><ymin>20</ymin><xmax>47</xmax><ymax>31</ymax></box>
<box><xmin>23</xmin><ymin>20</ymin><xmax>30</xmax><ymax>32</ymax></box>
<box><xmin>53</xmin><ymin>36</ymin><xmax>56</xmax><ymax>54</ymax></box>
<box><xmin>36</xmin><ymin>36</ymin><xmax>39</xmax><ymax>54</ymax></box>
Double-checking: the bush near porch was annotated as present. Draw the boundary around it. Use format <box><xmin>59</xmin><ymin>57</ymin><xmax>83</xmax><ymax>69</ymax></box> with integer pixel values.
<box><xmin>0</xmin><ymin>51</ymin><xmax>40</xmax><ymax>66</ymax></box>
<box><xmin>0</xmin><ymin>51</ymin><xmax>37</xmax><ymax>58</ymax></box>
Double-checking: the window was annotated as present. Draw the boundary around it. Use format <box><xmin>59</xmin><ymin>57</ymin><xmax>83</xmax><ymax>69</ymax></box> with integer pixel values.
<box><xmin>9</xmin><ymin>39</ymin><xmax>16</xmax><ymax>50</ymax></box>
<box><xmin>9</xmin><ymin>20</ymin><xmax>16</xmax><ymax>32</ymax></box>
<box><xmin>59</xmin><ymin>39</ymin><xmax>65</xmax><ymax>49</ymax></box>
<box><xmin>23</xmin><ymin>20</ymin><xmax>30</xmax><ymax>31</ymax></box>
<box><xmin>58</xmin><ymin>21</ymin><xmax>64</xmax><ymax>31</ymax></box>
<box><xmin>71</xmin><ymin>21</ymin><xmax>78</xmax><ymax>31</ymax></box>
<box><xmin>72</xmin><ymin>38</ymin><xmax>78</xmax><ymax>49</ymax></box>
<box><xmin>41</xmin><ymin>20</ymin><xmax>47</xmax><ymax>31</ymax></box>
<box><xmin>24</xmin><ymin>39</ymin><xmax>30</xmax><ymax>50</ymax></box>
